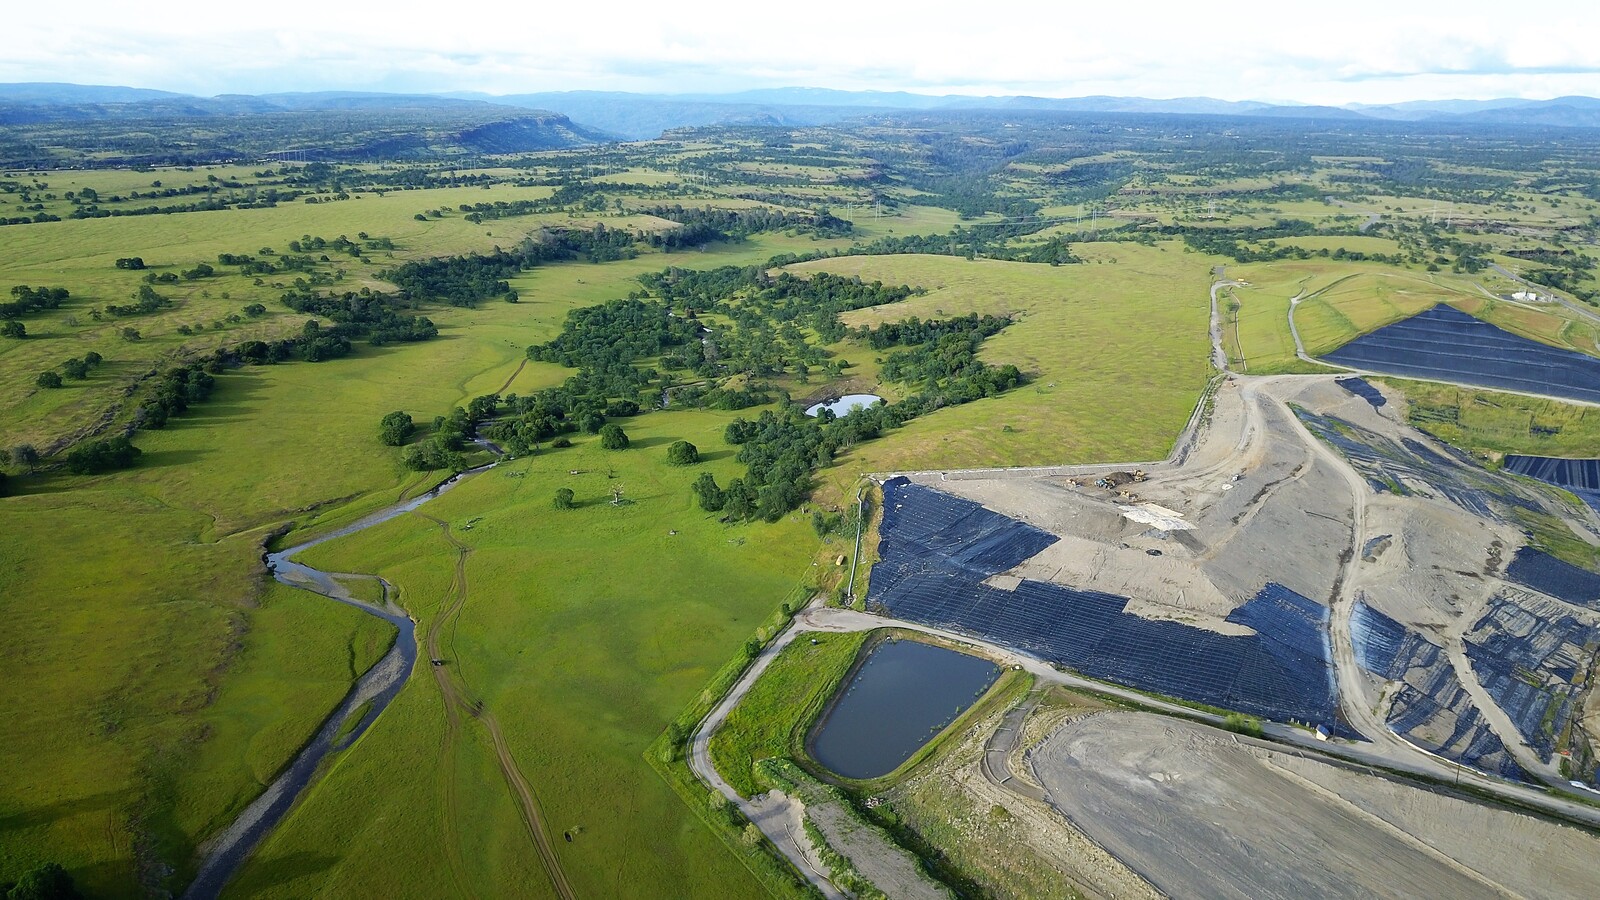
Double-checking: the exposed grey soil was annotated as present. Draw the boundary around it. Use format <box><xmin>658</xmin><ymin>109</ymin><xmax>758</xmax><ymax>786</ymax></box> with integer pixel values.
<box><xmin>1033</xmin><ymin>712</ymin><xmax>1600</xmax><ymax>900</ymax></box>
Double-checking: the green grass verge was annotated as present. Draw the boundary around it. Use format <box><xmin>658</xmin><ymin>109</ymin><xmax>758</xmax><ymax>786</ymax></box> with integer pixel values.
<box><xmin>708</xmin><ymin>631</ymin><xmax>870</xmax><ymax>798</ymax></box>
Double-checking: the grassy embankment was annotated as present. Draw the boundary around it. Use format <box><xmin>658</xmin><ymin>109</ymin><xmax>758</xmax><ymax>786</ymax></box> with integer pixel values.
<box><xmin>882</xmin><ymin>685</ymin><xmax>1107</xmax><ymax>900</ymax></box>
<box><xmin>1384</xmin><ymin>378</ymin><xmax>1600</xmax><ymax>568</ymax></box>
<box><xmin>1392</xmin><ymin>380</ymin><xmax>1600</xmax><ymax>460</ymax></box>
<box><xmin>707</xmin><ymin>626</ymin><xmax>1035</xmax><ymax>896</ymax></box>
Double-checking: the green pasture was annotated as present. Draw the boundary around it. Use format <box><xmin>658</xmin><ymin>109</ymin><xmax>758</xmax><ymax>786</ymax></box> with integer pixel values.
<box><xmin>0</xmin><ymin>489</ymin><xmax>390</xmax><ymax>895</ymax></box>
<box><xmin>0</xmin><ymin>182</ymin><xmax>879</xmax><ymax>894</ymax></box>
<box><xmin>226</xmin><ymin>409</ymin><xmax>824</xmax><ymax>899</ymax></box>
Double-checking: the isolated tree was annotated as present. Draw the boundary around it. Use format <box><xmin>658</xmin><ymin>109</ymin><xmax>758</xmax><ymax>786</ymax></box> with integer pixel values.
<box><xmin>61</xmin><ymin>358</ymin><xmax>89</xmax><ymax>380</ymax></box>
<box><xmin>121</xmin><ymin>327</ymin><xmax>141</xmax><ymax>342</ymax></box>
<box><xmin>552</xmin><ymin>487</ymin><xmax>575</xmax><ymax>510</ymax></box>
<box><xmin>665</xmin><ymin>440</ymin><xmax>700</xmax><ymax>466</ymax></box>
<box><xmin>378</xmin><ymin>410</ymin><xmax>414</xmax><ymax>446</ymax></box>
<box><xmin>243</xmin><ymin>303</ymin><xmax>267</xmax><ymax>317</ymax></box>
<box><xmin>35</xmin><ymin>371</ymin><xmax>62</xmax><ymax>389</ymax></box>
<box><xmin>82</xmin><ymin>351</ymin><xmax>102</xmax><ymax>367</ymax></box>
<box><xmin>0</xmin><ymin>321</ymin><xmax>24</xmax><ymax>339</ymax></box>
<box><xmin>11</xmin><ymin>444</ymin><xmax>39</xmax><ymax>472</ymax></box>
<box><xmin>599</xmin><ymin>423</ymin><xmax>630</xmax><ymax>450</ymax></box>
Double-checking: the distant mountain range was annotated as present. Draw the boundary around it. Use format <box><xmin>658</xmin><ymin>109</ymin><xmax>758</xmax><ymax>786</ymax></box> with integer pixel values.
<box><xmin>5</xmin><ymin>83</ymin><xmax>1600</xmax><ymax>143</ymax></box>
<box><xmin>0</xmin><ymin>86</ymin><xmax>613</xmax><ymax>166</ymax></box>
<box><xmin>463</xmin><ymin>88</ymin><xmax>1600</xmax><ymax>138</ymax></box>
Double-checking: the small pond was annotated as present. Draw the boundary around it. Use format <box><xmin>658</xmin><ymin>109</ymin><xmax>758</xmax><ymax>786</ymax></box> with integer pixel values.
<box><xmin>804</xmin><ymin>394</ymin><xmax>883</xmax><ymax>418</ymax></box>
<box><xmin>809</xmin><ymin>639</ymin><xmax>1000</xmax><ymax>780</ymax></box>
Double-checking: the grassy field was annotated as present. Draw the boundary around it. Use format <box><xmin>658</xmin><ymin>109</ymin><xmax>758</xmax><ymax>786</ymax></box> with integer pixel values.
<box><xmin>788</xmin><ymin>243</ymin><xmax>1216</xmax><ymax>489</ymax></box>
<box><xmin>0</xmin><ymin>494</ymin><xmax>392</xmax><ymax>894</ymax></box>
<box><xmin>0</xmin><ymin>178</ymin><xmax>896</xmax><ymax>894</ymax></box>
<box><xmin>224</xmin><ymin>409</ymin><xmax>826</xmax><ymax>898</ymax></box>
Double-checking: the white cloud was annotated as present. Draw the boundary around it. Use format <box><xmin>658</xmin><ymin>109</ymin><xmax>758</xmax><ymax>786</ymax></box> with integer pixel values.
<box><xmin>3</xmin><ymin>0</ymin><xmax>1598</xmax><ymax>102</ymax></box>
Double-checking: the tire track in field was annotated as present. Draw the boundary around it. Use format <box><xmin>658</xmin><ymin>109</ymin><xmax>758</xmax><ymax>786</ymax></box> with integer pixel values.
<box><xmin>420</xmin><ymin>516</ymin><xmax>475</xmax><ymax>898</ymax></box>
<box><xmin>496</xmin><ymin>357</ymin><xmax>529</xmax><ymax>395</ymax></box>
<box><xmin>417</xmin><ymin>512</ymin><xmax>577</xmax><ymax>900</ymax></box>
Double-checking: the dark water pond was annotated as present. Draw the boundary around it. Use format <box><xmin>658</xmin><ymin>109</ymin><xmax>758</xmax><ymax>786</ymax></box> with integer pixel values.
<box><xmin>809</xmin><ymin>639</ymin><xmax>999</xmax><ymax>780</ymax></box>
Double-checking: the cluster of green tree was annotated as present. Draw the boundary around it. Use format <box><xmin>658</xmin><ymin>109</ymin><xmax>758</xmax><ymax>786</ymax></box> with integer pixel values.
<box><xmin>230</xmin><ymin>320</ymin><xmax>348</xmax><ymax>364</ymax></box>
<box><xmin>35</xmin><ymin>351</ymin><xmax>103</xmax><ymax>388</ymax></box>
<box><xmin>1501</xmin><ymin>247</ymin><xmax>1597</xmax><ymax>299</ymax></box>
<box><xmin>528</xmin><ymin>297</ymin><xmax>700</xmax><ymax>400</ymax></box>
<box><xmin>480</xmin><ymin>387</ymin><xmax>609</xmax><ymax>456</ymax></box>
<box><xmin>287</xmin><ymin>234</ymin><xmax>366</xmax><ymax>257</ymax></box>
<box><xmin>2</xmin><ymin>860</ymin><xmax>81</xmax><ymax>899</ymax></box>
<box><xmin>133</xmin><ymin>364</ymin><xmax>215</xmax><ymax>429</ymax></box>
<box><xmin>456</xmin><ymin>199</ymin><xmax>548</xmax><ymax>223</ymax></box>
<box><xmin>864</xmin><ymin>315</ymin><xmax>1024</xmax><ymax>405</ymax></box>
<box><xmin>103</xmin><ymin>285</ymin><xmax>171</xmax><ymax>317</ymax></box>
<box><xmin>113</xmin><ymin>256</ymin><xmax>146</xmax><ymax>270</ymax></box>
<box><xmin>385</xmin><ymin>226</ymin><xmax>641</xmax><ymax>306</ymax></box>
<box><xmin>692</xmin><ymin>314</ymin><xmax>1021</xmax><ymax>522</ymax></box>
<box><xmin>65</xmin><ymin>194</ymin><xmax>301</xmax><ymax>220</ymax></box>
<box><xmin>278</xmin><ymin>286</ymin><xmax>439</xmax><ymax>345</ymax></box>
<box><xmin>1157</xmin><ymin>219</ymin><xmax>1360</xmax><ymax>263</ymax></box>
<box><xmin>847</xmin><ymin>221</ymin><xmax>1081</xmax><ymax>264</ymax></box>
<box><xmin>641</xmin><ymin>266</ymin><xmax>916</xmax><ymax>349</ymax></box>
<box><xmin>213</xmin><ymin>250</ymin><xmax>320</xmax><ymax>277</ymax></box>
<box><xmin>1524</xmin><ymin>266</ymin><xmax>1597</xmax><ymax>301</ymax></box>
<box><xmin>1</xmin><ymin>285</ymin><xmax>70</xmax><ymax>320</ymax></box>
<box><xmin>638</xmin><ymin>205</ymin><xmax>852</xmax><ymax>249</ymax></box>
<box><xmin>402</xmin><ymin>400</ymin><xmax>496</xmax><ymax>470</ymax></box>
<box><xmin>669</xmin><ymin>382</ymin><xmax>776</xmax><ymax>411</ymax></box>
<box><xmin>64</xmin><ymin>436</ymin><xmax>141</xmax><ymax>474</ymax></box>
<box><xmin>0</xmin><ymin>211</ymin><xmax>63</xmax><ymax>226</ymax></box>
<box><xmin>1039</xmin><ymin>160</ymin><xmax>1138</xmax><ymax>203</ymax></box>
<box><xmin>692</xmin><ymin>409</ymin><xmax>830</xmax><ymax>521</ymax></box>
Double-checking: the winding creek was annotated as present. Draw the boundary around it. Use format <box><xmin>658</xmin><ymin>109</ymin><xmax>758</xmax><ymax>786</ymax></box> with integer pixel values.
<box><xmin>183</xmin><ymin>460</ymin><xmax>496</xmax><ymax>899</ymax></box>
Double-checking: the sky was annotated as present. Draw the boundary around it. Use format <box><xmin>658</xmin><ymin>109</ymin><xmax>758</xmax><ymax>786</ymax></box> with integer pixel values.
<box><xmin>6</xmin><ymin>0</ymin><xmax>1600</xmax><ymax>104</ymax></box>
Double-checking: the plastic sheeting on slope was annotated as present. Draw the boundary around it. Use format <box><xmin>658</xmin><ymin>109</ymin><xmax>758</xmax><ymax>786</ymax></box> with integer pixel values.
<box><xmin>870</xmin><ymin>478</ymin><xmax>1349</xmax><ymax>733</ymax></box>
<box><xmin>1322</xmin><ymin>305</ymin><xmax>1600</xmax><ymax>404</ymax></box>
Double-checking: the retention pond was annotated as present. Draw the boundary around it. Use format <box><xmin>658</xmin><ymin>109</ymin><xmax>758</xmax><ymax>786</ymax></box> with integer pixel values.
<box><xmin>809</xmin><ymin>638</ymin><xmax>999</xmax><ymax>780</ymax></box>
<box><xmin>805</xmin><ymin>394</ymin><xmax>883</xmax><ymax>418</ymax></box>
